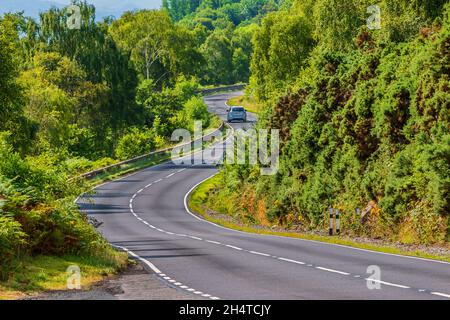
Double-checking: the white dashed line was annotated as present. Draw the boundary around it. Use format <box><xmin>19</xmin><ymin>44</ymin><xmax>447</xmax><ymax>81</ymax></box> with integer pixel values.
<box><xmin>316</xmin><ymin>267</ymin><xmax>350</xmax><ymax>276</ymax></box>
<box><xmin>430</xmin><ymin>292</ymin><xmax>450</xmax><ymax>299</ymax></box>
<box><xmin>225</xmin><ymin>245</ymin><xmax>243</xmax><ymax>251</ymax></box>
<box><xmin>189</xmin><ymin>236</ymin><xmax>203</xmax><ymax>241</ymax></box>
<box><xmin>249</xmin><ymin>251</ymin><xmax>270</xmax><ymax>257</ymax></box>
<box><xmin>277</xmin><ymin>257</ymin><xmax>305</xmax><ymax>265</ymax></box>
<box><xmin>206</xmin><ymin>240</ymin><xmax>221</xmax><ymax>245</ymax></box>
<box><xmin>365</xmin><ymin>279</ymin><xmax>410</xmax><ymax>289</ymax></box>
<box><xmin>166</xmin><ymin>173</ymin><xmax>175</xmax><ymax>178</ymax></box>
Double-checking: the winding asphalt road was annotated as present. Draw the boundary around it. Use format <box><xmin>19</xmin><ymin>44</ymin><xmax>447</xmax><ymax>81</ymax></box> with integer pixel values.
<box><xmin>78</xmin><ymin>92</ymin><xmax>450</xmax><ymax>300</ymax></box>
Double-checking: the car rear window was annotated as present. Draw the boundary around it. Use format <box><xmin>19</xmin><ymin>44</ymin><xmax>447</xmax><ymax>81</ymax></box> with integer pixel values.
<box><xmin>232</xmin><ymin>107</ymin><xmax>245</xmax><ymax>112</ymax></box>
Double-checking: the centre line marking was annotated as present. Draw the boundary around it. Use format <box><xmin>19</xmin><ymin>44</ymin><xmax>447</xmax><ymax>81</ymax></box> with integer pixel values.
<box><xmin>365</xmin><ymin>279</ymin><xmax>410</xmax><ymax>289</ymax></box>
<box><xmin>278</xmin><ymin>257</ymin><xmax>305</xmax><ymax>265</ymax></box>
<box><xmin>316</xmin><ymin>267</ymin><xmax>350</xmax><ymax>275</ymax></box>
<box><xmin>206</xmin><ymin>240</ymin><xmax>221</xmax><ymax>245</ymax></box>
<box><xmin>249</xmin><ymin>251</ymin><xmax>270</xmax><ymax>257</ymax></box>
<box><xmin>430</xmin><ymin>292</ymin><xmax>450</xmax><ymax>299</ymax></box>
<box><xmin>225</xmin><ymin>245</ymin><xmax>243</xmax><ymax>251</ymax></box>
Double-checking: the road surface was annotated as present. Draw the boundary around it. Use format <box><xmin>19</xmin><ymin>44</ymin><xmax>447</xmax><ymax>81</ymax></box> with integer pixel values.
<box><xmin>78</xmin><ymin>92</ymin><xmax>450</xmax><ymax>300</ymax></box>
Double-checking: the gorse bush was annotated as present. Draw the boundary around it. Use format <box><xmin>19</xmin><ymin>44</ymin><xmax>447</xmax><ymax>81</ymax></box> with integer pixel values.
<box><xmin>115</xmin><ymin>128</ymin><xmax>158</xmax><ymax>160</ymax></box>
<box><xmin>180</xmin><ymin>96</ymin><xmax>211</xmax><ymax>130</ymax></box>
<box><xmin>218</xmin><ymin>1</ymin><xmax>450</xmax><ymax>244</ymax></box>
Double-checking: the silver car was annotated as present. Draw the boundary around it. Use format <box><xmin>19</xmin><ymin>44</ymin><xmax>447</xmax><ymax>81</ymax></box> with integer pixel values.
<box><xmin>227</xmin><ymin>106</ymin><xmax>247</xmax><ymax>123</ymax></box>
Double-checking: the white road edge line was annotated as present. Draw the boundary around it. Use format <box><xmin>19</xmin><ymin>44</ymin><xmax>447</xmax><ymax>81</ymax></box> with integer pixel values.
<box><xmin>114</xmin><ymin>245</ymin><xmax>219</xmax><ymax>300</ymax></box>
<box><xmin>114</xmin><ymin>245</ymin><xmax>161</xmax><ymax>274</ymax></box>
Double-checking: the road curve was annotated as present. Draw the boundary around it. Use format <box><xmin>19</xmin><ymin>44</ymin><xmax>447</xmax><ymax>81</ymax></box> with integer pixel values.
<box><xmin>79</xmin><ymin>92</ymin><xmax>450</xmax><ymax>300</ymax></box>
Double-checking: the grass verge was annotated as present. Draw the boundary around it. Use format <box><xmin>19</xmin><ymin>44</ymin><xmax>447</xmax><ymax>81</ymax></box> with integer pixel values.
<box><xmin>227</xmin><ymin>95</ymin><xmax>261</xmax><ymax>114</ymax></box>
<box><xmin>189</xmin><ymin>173</ymin><xmax>450</xmax><ymax>263</ymax></box>
<box><xmin>87</xmin><ymin>151</ymin><xmax>172</xmax><ymax>187</ymax></box>
<box><xmin>0</xmin><ymin>249</ymin><xmax>128</xmax><ymax>300</ymax></box>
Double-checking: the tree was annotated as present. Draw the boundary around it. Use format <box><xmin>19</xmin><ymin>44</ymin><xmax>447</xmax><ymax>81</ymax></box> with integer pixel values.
<box><xmin>38</xmin><ymin>2</ymin><xmax>140</xmax><ymax>152</ymax></box>
<box><xmin>250</xmin><ymin>9</ymin><xmax>314</xmax><ymax>101</ymax></box>
<box><xmin>18</xmin><ymin>52</ymin><xmax>110</xmax><ymax>156</ymax></box>
<box><xmin>0</xmin><ymin>15</ymin><xmax>35</xmax><ymax>154</ymax></box>
<box><xmin>110</xmin><ymin>10</ymin><xmax>201</xmax><ymax>87</ymax></box>
<box><xmin>201</xmin><ymin>30</ymin><xmax>234</xmax><ymax>84</ymax></box>
<box><xmin>231</xmin><ymin>24</ymin><xmax>258</xmax><ymax>82</ymax></box>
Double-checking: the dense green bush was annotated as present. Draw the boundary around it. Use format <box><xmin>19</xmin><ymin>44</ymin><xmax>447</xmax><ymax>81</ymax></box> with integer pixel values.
<box><xmin>114</xmin><ymin>128</ymin><xmax>158</xmax><ymax>160</ymax></box>
<box><xmin>0</xmin><ymin>136</ymin><xmax>113</xmax><ymax>278</ymax></box>
<box><xmin>0</xmin><ymin>214</ymin><xmax>27</xmax><ymax>268</ymax></box>
<box><xmin>219</xmin><ymin>1</ymin><xmax>450</xmax><ymax>244</ymax></box>
<box><xmin>180</xmin><ymin>96</ymin><xmax>211</xmax><ymax>130</ymax></box>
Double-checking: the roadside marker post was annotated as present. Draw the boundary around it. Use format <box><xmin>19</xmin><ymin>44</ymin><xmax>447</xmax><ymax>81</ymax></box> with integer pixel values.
<box><xmin>328</xmin><ymin>208</ymin><xmax>341</xmax><ymax>236</ymax></box>
<box><xmin>329</xmin><ymin>208</ymin><xmax>334</xmax><ymax>236</ymax></box>
<box><xmin>336</xmin><ymin>209</ymin><xmax>340</xmax><ymax>235</ymax></box>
